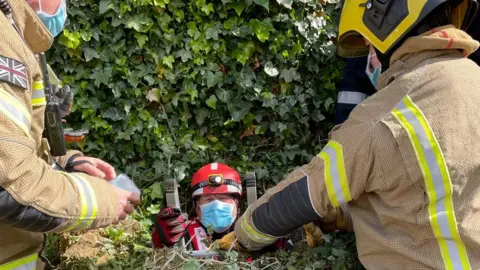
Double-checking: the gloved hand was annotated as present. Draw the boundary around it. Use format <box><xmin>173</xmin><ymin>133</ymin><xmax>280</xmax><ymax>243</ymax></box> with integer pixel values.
<box><xmin>152</xmin><ymin>208</ymin><xmax>188</xmax><ymax>248</ymax></box>
<box><xmin>52</xmin><ymin>84</ymin><xmax>74</xmax><ymax>119</ymax></box>
<box><xmin>317</xmin><ymin>206</ymin><xmax>353</xmax><ymax>233</ymax></box>
<box><xmin>215</xmin><ymin>232</ymin><xmax>248</xmax><ymax>251</ymax></box>
<box><xmin>304</xmin><ymin>222</ymin><xmax>324</xmax><ymax>248</ymax></box>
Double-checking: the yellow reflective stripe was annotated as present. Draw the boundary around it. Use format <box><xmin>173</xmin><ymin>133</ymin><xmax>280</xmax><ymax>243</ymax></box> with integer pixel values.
<box><xmin>32</xmin><ymin>80</ymin><xmax>43</xmax><ymax>90</ymax></box>
<box><xmin>240</xmin><ymin>215</ymin><xmax>276</xmax><ymax>244</ymax></box>
<box><xmin>0</xmin><ymin>88</ymin><xmax>31</xmax><ymax>137</ymax></box>
<box><xmin>0</xmin><ymin>253</ymin><xmax>38</xmax><ymax>270</ymax></box>
<box><xmin>32</xmin><ymin>80</ymin><xmax>46</xmax><ymax>106</ymax></box>
<box><xmin>59</xmin><ymin>172</ymin><xmax>98</xmax><ymax>232</ymax></box>
<box><xmin>392</xmin><ymin>95</ymin><xmax>470</xmax><ymax>270</ymax></box>
<box><xmin>319</xmin><ymin>140</ymin><xmax>351</xmax><ymax>207</ymax></box>
<box><xmin>31</xmin><ymin>97</ymin><xmax>46</xmax><ymax>106</ymax></box>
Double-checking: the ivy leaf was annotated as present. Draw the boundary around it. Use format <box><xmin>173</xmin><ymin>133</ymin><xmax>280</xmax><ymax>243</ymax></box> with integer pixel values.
<box><xmin>134</xmin><ymin>32</ymin><xmax>148</xmax><ymax>48</ymax></box>
<box><xmin>249</xmin><ymin>19</ymin><xmax>275</xmax><ymax>42</ymax></box>
<box><xmin>232</xmin><ymin>41</ymin><xmax>255</xmax><ymax>64</ymax></box>
<box><xmin>182</xmin><ymin>259</ymin><xmax>200</xmax><ymax>270</ymax></box>
<box><xmin>277</xmin><ymin>0</ymin><xmax>293</xmax><ymax>8</ymax></box>
<box><xmin>149</xmin><ymin>182</ymin><xmax>164</xmax><ymax>199</ymax></box>
<box><xmin>223</xmin><ymin>17</ymin><xmax>237</xmax><ymax>30</ymax></box>
<box><xmin>99</xmin><ymin>0</ymin><xmax>114</xmax><ymax>14</ymax></box>
<box><xmin>90</xmin><ymin>66</ymin><xmax>112</xmax><ymax>87</ymax></box>
<box><xmin>162</xmin><ymin>55</ymin><xmax>175</xmax><ymax>69</ymax></box>
<box><xmin>126</xmin><ymin>15</ymin><xmax>153</xmax><ymax>33</ymax></box>
<box><xmin>175</xmin><ymin>49</ymin><xmax>193</xmax><ymax>62</ymax></box>
<box><xmin>264</xmin><ymin>61</ymin><xmax>279</xmax><ymax>77</ymax></box>
<box><xmin>216</xmin><ymin>88</ymin><xmax>231</xmax><ymax>103</ymax></box>
<box><xmin>202</xmin><ymin>3</ymin><xmax>214</xmax><ymax>15</ymax></box>
<box><xmin>280</xmin><ymin>68</ymin><xmax>301</xmax><ymax>83</ymax></box>
<box><xmin>254</xmin><ymin>0</ymin><xmax>269</xmax><ymax>11</ymax></box>
<box><xmin>206</xmin><ymin>95</ymin><xmax>217</xmax><ymax>109</ymax></box>
<box><xmin>59</xmin><ymin>29</ymin><xmax>81</xmax><ymax>49</ymax></box>
<box><xmin>153</xmin><ymin>0</ymin><xmax>169</xmax><ymax>8</ymax></box>
<box><xmin>206</xmin><ymin>25</ymin><xmax>220</xmax><ymax>40</ymax></box>
<box><xmin>83</xmin><ymin>47</ymin><xmax>99</xmax><ymax>62</ymax></box>
<box><xmin>146</xmin><ymin>88</ymin><xmax>161</xmax><ymax>102</ymax></box>
<box><xmin>196</xmin><ymin>0</ymin><xmax>214</xmax><ymax>15</ymax></box>
<box><xmin>187</xmin><ymin>22</ymin><xmax>201</xmax><ymax>39</ymax></box>
<box><xmin>195</xmin><ymin>108</ymin><xmax>209</xmax><ymax>125</ymax></box>
<box><xmin>227</xmin><ymin>1</ymin><xmax>246</xmax><ymax>16</ymax></box>
<box><xmin>174</xmin><ymin>10</ymin><xmax>184</xmax><ymax>22</ymax></box>
<box><xmin>206</xmin><ymin>71</ymin><xmax>224</xmax><ymax>88</ymax></box>
<box><xmin>102</xmin><ymin>107</ymin><xmax>124</xmax><ymax>121</ymax></box>
<box><xmin>236</xmin><ymin>67</ymin><xmax>256</xmax><ymax>89</ymax></box>
<box><xmin>231</xmin><ymin>103</ymin><xmax>252</xmax><ymax>121</ymax></box>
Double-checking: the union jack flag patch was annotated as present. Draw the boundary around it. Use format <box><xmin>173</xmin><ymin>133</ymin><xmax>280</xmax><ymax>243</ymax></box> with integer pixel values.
<box><xmin>0</xmin><ymin>55</ymin><xmax>27</xmax><ymax>89</ymax></box>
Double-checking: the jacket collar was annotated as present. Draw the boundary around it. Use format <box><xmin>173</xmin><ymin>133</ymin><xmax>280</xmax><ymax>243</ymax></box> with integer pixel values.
<box><xmin>8</xmin><ymin>0</ymin><xmax>53</xmax><ymax>53</ymax></box>
<box><xmin>377</xmin><ymin>25</ymin><xmax>479</xmax><ymax>90</ymax></box>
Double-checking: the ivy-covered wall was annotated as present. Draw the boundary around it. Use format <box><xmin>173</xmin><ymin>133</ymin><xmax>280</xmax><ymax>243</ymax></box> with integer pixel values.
<box><xmin>48</xmin><ymin>0</ymin><xmax>344</xmax><ymax>204</ymax></box>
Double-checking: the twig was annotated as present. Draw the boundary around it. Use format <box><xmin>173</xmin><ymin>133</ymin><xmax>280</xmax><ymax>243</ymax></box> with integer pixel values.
<box><xmin>160</xmin><ymin>252</ymin><xmax>177</xmax><ymax>270</ymax></box>
<box><xmin>260</xmin><ymin>258</ymin><xmax>281</xmax><ymax>270</ymax></box>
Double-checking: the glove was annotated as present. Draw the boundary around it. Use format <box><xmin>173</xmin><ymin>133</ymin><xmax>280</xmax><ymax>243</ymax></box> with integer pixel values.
<box><xmin>304</xmin><ymin>222</ymin><xmax>324</xmax><ymax>248</ymax></box>
<box><xmin>52</xmin><ymin>84</ymin><xmax>74</xmax><ymax>119</ymax></box>
<box><xmin>317</xmin><ymin>206</ymin><xmax>353</xmax><ymax>233</ymax></box>
<box><xmin>152</xmin><ymin>208</ymin><xmax>188</xmax><ymax>248</ymax></box>
<box><xmin>304</xmin><ymin>206</ymin><xmax>354</xmax><ymax>248</ymax></box>
<box><xmin>215</xmin><ymin>232</ymin><xmax>248</xmax><ymax>251</ymax></box>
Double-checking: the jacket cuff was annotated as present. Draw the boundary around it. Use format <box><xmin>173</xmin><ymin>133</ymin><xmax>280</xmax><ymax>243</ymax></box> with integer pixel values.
<box><xmin>55</xmin><ymin>150</ymin><xmax>84</xmax><ymax>168</ymax></box>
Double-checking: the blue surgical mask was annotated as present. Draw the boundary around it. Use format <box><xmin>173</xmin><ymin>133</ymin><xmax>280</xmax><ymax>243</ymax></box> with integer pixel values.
<box><xmin>36</xmin><ymin>0</ymin><xmax>67</xmax><ymax>38</ymax></box>
<box><xmin>200</xmin><ymin>200</ymin><xmax>235</xmax><ymax>234</ymax></box>
<box><xmin>365</xmin><ymin>52</ymin><xmax>382</xmax><ymax>88</ymax></box>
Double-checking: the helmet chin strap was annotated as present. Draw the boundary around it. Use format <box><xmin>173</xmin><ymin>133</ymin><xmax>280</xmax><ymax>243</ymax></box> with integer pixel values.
<box><xmin>374</xmin><ymin>47</ymin><xmax>391</xmax><ymax>71</ymax></box>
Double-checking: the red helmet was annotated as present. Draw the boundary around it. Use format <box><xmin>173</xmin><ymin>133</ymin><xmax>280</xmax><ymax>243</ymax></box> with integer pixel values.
<box><xmin>191</xmin><ymin>163</ymin><xmax>242</xmax><ymax>198</ymax></box>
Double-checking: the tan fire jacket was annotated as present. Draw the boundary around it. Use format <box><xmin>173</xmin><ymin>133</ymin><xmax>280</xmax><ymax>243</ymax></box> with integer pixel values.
<box><xmin>0</xmin><ymin>1</ymin><xmax>118</xmax><ymax>268</ymax></box>
<box><xmin>234</xmin><ymin>25</ymin><xmax>480</xmax><ymax>269</ymax></box>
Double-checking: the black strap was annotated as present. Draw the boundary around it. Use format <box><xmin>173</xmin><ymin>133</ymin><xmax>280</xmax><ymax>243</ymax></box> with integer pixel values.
<box><xmin>191</xmin><ymin>179</ymin><xmax>241</xmax><ymax>191</ymax></box>
<box><xmin>65</xmin><ymin>155</ymin><xmax>93</xmax><ymax>173</ymax></box>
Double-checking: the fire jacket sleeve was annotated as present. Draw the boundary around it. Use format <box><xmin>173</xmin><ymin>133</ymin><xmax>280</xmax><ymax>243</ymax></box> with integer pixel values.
<box><xmin>0</xmin><ymin>83</ymin><xmax>118</xmax><ymax>233</ymax></box>
<box><xmin>233</xmin><ymin>106</ymin><xmax>375</xmax><ymax>250</ymax></box>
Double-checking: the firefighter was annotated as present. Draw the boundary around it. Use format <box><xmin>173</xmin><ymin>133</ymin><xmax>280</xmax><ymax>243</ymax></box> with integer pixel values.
<box><xmin>306</xmin><ymin>2</ymin><xmax>480</xmax><ymax>248</ymax></box>
<box><xmin>216</xmin><ymin>1</ymin><xmax>480</xmax><ymax>269</ymax></box>
<box><xmin>0</xmin><ymin>0</ymin><xmax>140</xmax><ymax>268</ymax></box>
<box><xmin>151</xmin><ymin>163</ymin><xmax>290</xmax><ymax>252</ymax></box>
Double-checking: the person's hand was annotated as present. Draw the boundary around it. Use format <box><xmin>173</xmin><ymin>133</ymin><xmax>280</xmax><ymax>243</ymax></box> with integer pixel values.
<box><xmin>215</xmin><ymin>232</ymin><xmax>248</xmax><ymax>251</ymax></box>
<box><xmin>113</xmin><ymin>185</ymin><xmax>141</xmax><ymax>223</ymax></box>
<box><xmin>68</xmin><ymin>156</ymin><xmax>116</xmax><ymax>180</ymax></box>
<box><xmin>53</xmin><ymin>84</ymin><xmax>74</xmax><ymax>119</ymax></box>
<box><xmin>304</xmin><ymin>222</ymin><xmax>324</xmax><ymax>248</ymax></box>
<box><xmin>152</xmin><ymin>208</ymin><xmax>188</xmax><ymax>248</ymax></box>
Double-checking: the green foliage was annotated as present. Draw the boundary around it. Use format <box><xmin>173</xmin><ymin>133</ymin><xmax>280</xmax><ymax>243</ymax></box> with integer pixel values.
<box><xmin>49</xmin><ymin>0</ymin><xmax>344</xmax><ymax>195</ymax></box>
<box><xmin>51</xmin><ymin>216</ymin><xmax>361</xmax><ymax>269</ymax></box>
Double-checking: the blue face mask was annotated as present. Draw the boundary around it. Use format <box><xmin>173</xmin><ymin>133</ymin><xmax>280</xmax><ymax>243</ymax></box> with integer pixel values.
<box><xmin>200</xmin><ymin>200</ymin><xmax>235</xmax><ymax>234</ymax></box>
<box><xmin>365</xmin><ymin>52</ymin><xmax>382</xmax><ymax>88</ymax></box>
<box><xmin>36</xmin><ymin>0</ymin><xmax>67</xmax><ymax>38</ymax></box>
